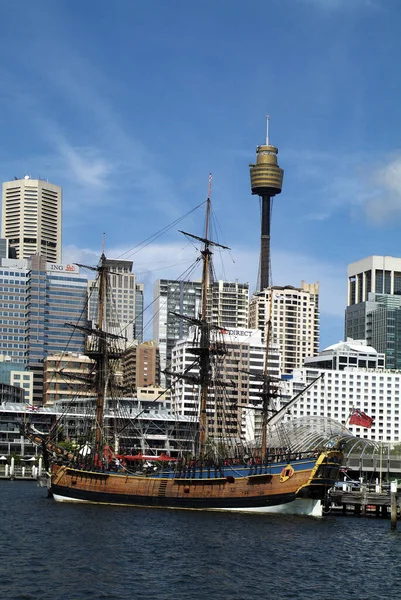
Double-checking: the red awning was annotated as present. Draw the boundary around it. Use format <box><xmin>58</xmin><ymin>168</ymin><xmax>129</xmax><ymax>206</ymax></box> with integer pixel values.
<box><xmin>118</xmin><ymin>454</ymin><xmax>177</xmax><ymax>462</ymax></box>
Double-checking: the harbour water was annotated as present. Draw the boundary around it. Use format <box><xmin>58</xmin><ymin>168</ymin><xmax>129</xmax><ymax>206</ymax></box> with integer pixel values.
<box><xmin>1</xmin><ymin>482</ymin><xmax>401</xmax><ymax>600</ymax></box>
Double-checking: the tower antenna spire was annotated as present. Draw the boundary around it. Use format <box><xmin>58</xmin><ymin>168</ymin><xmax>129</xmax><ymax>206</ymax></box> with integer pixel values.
<box><xmin>266</xmin><ymin>114</ymin><xmax>270</xmax><ymax>146</ymax></box>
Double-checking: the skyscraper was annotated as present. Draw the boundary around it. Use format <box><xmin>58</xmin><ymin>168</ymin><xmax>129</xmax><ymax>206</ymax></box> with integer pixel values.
<box><xmin>249</xmin><ymin>282</ymin><xmax>320</xmax><ymax>374</ymax></box>
<box><xmin>153</xmin><ymin>279</ymin><xmax>202</xmax><ymax>384</ymax></box>
<box><xmin>26</xmin><ymin>255</ymin><xmax>88</xmax><ymax>402</ymax></box>
<box><xmin>87</xmin><ymin>259</ymin><xmax>143</xmax><ymax>344</ymax></box>
<box><xmin>1</xmin><ymin>176</ymin><xmax>62</xmax><ymax>263</ymax></box>
<box><xmin>0</xmin><ymin>254</ymin><xmax>88</xmax><ymax>402</ymax></box>
<box><xmin>0</xmin><ymin>257</ymin><xmax>29</xmax><ymax>362</ymax></box>
<box><xmin>345</xmin><ymin>255</ymin><xmax>401</xmax><ymax>369</ymax></box>
<box><xmin>153</xmin><ymin>279</ymin><xmax>250</xmax><ymax>384</ymax></box>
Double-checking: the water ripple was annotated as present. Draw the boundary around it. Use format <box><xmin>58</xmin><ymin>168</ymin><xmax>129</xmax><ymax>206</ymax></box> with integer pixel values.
<box><xmin>1</xmin><ymin>482</ymin><xmax>401</xmax><ymax>599</ymax></box>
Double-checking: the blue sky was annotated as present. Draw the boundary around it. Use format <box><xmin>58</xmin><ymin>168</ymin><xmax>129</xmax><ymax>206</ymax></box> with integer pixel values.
<box><xmin>1</xmin><ymin>0</ymin><xmax>400</xmax><ymax>347</ymax></box>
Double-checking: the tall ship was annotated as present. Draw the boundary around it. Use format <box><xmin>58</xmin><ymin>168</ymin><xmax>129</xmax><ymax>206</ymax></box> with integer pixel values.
<box><xmin>22</xmin><ymin>193</ymin><xmax>343</xmax><ymax>516</ymax></box>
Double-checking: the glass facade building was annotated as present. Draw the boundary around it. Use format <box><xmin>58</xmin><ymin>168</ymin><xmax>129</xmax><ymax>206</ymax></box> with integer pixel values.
<box><xmin>0</xmin><ymin>259</ymin><xmax>28</xmax><ymax>362</ymax></box>
<box><xmin>0</xmin><ymin>255</ymin><xmax>88</xmax><ymax>402</ymax></box>
<box><xmin>153</xmin><ymin>279</ymin><xmax>202</xmax><ymax>385</ymax></box>
<box><xmin>345</xmin><ymin>256</ymin><xmax>401</xmax><ymax>370</ymax></box>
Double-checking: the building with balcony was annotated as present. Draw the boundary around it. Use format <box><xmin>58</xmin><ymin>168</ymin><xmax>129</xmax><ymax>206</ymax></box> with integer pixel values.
<box><xmin>249</xmin><ymin>281</ymin><xmax>319</xmax><ymax>374</ymax></box>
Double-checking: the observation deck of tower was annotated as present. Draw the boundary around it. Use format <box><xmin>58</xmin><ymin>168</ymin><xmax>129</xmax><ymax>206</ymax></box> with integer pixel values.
<box><xmin>249</xmin><ymin>117</ymin><xmax>284</xmax><ymax>291</ymax></box>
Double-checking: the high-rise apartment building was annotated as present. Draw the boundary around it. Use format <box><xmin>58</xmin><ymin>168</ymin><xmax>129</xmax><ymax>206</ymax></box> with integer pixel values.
<box><xmin>249</xmin><ymin>282</ymin><xmax>319</xmax><ymax>375</ymax></box>
<box><xmin>207</xmin><ymin>280</ymin><xmax>249</xmax><ymax>328</ymax></box>
<box><xmin>345</xmin><ymin>256</ymin><xmax>401</xmax><ymax>370</ymax></box>
<box><xmin>122</xmin><ymin>340</ymin><xmax>160</xmax><ymax>392</ymax></box>
<box><xmin>88</xmin><ymin>259</ymin><xmax>143</xmax><ymax>344</ymax></box>
<box><xmin>2</xmin><ymin>177</ymin><xmax>62</xmax><ymax>262</ymax></box>
<box><xmin>43</xmin><ymin>353</ymin><xmax>94</xmax><ymax>405</ymax></box>
<box><xmin>154</xmin><ymin>279</ymin><xmax>250</xmax><ymax>385</ymax></box>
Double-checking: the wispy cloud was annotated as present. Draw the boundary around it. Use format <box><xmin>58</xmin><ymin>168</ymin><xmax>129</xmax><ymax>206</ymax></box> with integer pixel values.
<box><xmin>64</xmin><ymin>240</ymin><xmax>346</xmax><ymax>321</ymax></box>
<box><xmin>299</xmin><ymin>0</ymin><xmax>381</xmax><ymax>9</ymax></box>
<box><xmin>285</xmin><ymin>147</ymin><xmax>401</xmax><ymax>225</ymax></box>
<box><xmin>54</xmin><ymin>142</ymin><xmax>112</xmax><ymax>190</ymax></box>
<box><xmin>365</xmin><ymin>154</ymin><xmax>401</xmax><ymax>223</ymax></box>
<box><xmin>0</xmin><ymin>41</ymin><xmax>183</xmax><ymax>222</ymax></box>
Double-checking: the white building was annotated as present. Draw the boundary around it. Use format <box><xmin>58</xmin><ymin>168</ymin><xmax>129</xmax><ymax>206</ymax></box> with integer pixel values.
<box><xmin>282</xmin><ymin>341</ymin><xmax>401</xmax><ymax>443</ymax></box>
<box><xmin>249</xmin><ymin>282</ymin><xmax>319</xmax><ymax>375</ymax></box>
<box><xmin>171</xmin><ymin>327</ymin><xmax>281</xmax><ymax>441</ymax></box>
<box><xmin>2</xmin><ymin>177</ymin><xmax>62</xmax><ymax>263</ymax></box>
<box><xmin>304</xmin><ymin>339</ymin><xmax>385</xmax><ymax>371</ymax></box>
<box><xmin>347</xmin><ymin>255</ymin><xmax>401</xmax><ymax>306</ymax></box>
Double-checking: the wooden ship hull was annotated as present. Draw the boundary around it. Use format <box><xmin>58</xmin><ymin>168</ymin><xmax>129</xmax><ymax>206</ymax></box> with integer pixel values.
<box><xmin>50</xmin><ymin>449</ymin><xmax>343</xmax><ymax>515</ymax></box>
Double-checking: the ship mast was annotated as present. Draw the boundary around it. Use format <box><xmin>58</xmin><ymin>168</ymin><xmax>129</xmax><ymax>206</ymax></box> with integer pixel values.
<box><xmin>94</xmin><ymin>253</ymin><xmax>108</xmax><ymax>462</ymax></box>
<box><xmin>260</xmin><ymin>290</ymin><xmax>274</xmax><ymax>458</ymax></box>
<box><xmin>71</xmin><ymin>253</ymin><xmax>125</xmax><ymax>466</ymax></box>
<box><xmin>179</xmin><ymin>175</ymin><xmax>230</xmax><ymax>458</ymax></box>
<box><xmin>198</xmin><ymin>197</ymin><xmax>211</xmax><ymax>457</ymax></box>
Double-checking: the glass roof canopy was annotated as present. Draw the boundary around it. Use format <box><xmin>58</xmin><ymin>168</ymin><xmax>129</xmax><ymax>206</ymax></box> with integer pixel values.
<box><xmin>263</xmin><ymin>416</ymin><xmax>382</xmax><ymax>456</ymax></box>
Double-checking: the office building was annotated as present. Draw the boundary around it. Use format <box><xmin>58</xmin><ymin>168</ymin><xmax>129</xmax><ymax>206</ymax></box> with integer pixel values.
<box><xmin>28</xmin><ymin>256</ymin><xmax>88</xmax><ymax>402</ymax></box>
<box><xmin>345</xmin><ymin>256</ymin><xmax>401</xmax><ymax>370</ymax></box>
<box><xmin>249</xmin><ymin>282</ymin><xmax>319</xmax><ymax>375</ymax></box>
<box><xmin>304</xmin><ymin>339</ymin><xmax>385</xmax><ymax>371</ymax></box>
<box><xmin>153</xmin><ymin>280</ymin><xmax>202</xmax><ymax>384</ymax></box>
<box><xmin>2</xmin><ymin>177</ymin><xmax>62</xmax><ymax>262</ymax></box>
<box><xmin>154</xmin><ymin>279</ymin><xmax>250</xmax><ymax>385</ymax></box>
<box><xmin>0</xmin><ymin>355</ymin><xmax>34</xmax><ymax>404</ymax></box>
<box><xmin>0</xmin><ymin>257</ymin><xmax>29</xmax><ymax>362</ymax></box>
<box><xmin>171</xmin><ymin>327</ymin><xmax>280</xmax><ymax>439</ymax></box>
<box><xmin>88</xmin><ymin>259</ymin><xmax>143</xmax><ymax>344</ymax></box>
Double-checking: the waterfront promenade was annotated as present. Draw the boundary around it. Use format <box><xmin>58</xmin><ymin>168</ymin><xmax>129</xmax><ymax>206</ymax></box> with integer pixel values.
<box><xmin>0</xmin><ymin>459</ymin><xmax>43</xmax><ymax>481</ymax></box>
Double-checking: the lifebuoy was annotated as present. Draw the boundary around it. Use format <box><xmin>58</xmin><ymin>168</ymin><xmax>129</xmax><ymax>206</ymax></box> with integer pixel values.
<box><xmin>280</xmin><ymin>464</ymin><xmax>295</xmax><ymax>483</ymax></box>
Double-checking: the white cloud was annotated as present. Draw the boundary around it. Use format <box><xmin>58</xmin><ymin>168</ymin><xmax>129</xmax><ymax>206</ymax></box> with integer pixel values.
<box><xmin>56</xmin><ymin>142</ymin><xmax>112</xmax><ymax>189</ymax></box>
<box><xmin>365</xmin><ymin>154</ymin><xmax>401</xmax><ymax>223</ymax></box>
<box><xmin>285</xmin><ymin>147</ymin><xmax>401</xmax><ymax>226</ymax></box>
<box><xmin>63</xmin><ymin>241</ymin><xmax>347</xmax><ymax>328</ymax></box>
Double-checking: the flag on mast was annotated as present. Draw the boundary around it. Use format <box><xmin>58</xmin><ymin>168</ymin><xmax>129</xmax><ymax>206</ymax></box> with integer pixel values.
<box><xmin>349</xmin><ymin>408</ymin><xmax>374</xmax><ymax>429</ymax></box>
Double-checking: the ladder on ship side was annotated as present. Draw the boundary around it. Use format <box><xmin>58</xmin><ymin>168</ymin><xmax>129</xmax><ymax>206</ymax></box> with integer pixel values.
<box><xmin>158</xmin><ymin>479</ymin><xmax>168</xmax><ymax>498</ymax></box>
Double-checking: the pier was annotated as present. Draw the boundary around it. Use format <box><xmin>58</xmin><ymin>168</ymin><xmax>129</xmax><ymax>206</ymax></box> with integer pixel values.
<box><xmin>0</xmin><ymin>457</ymin><xmax>43</xmax><ymax>481</ymax></box>
<box><xmin>328</xmin><ymin>483</ymin><xmax>400</xmax><ymax>529</ymax></box>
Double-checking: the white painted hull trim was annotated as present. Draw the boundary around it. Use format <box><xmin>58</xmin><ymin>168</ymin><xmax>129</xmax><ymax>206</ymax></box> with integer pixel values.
<box><xmin>221</xmin><ymin>499</ymin><xmax>322</xmax><ymax>517</ymax></box>
<box><xmin>52</xmin><ymin>493</ymin><xmax>322</xmax><ymax>516</ymax></box>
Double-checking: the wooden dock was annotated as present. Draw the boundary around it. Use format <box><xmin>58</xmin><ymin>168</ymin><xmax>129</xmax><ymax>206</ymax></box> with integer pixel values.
<box><xmin>328</xmin><ymin>486</ymin><xmax>400</xmax><ymax>528</ymax></box>
<box><xmin>0</xmin><ymin>474</ymin><xmax>37</xmax><ymax>481</ymax></box>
